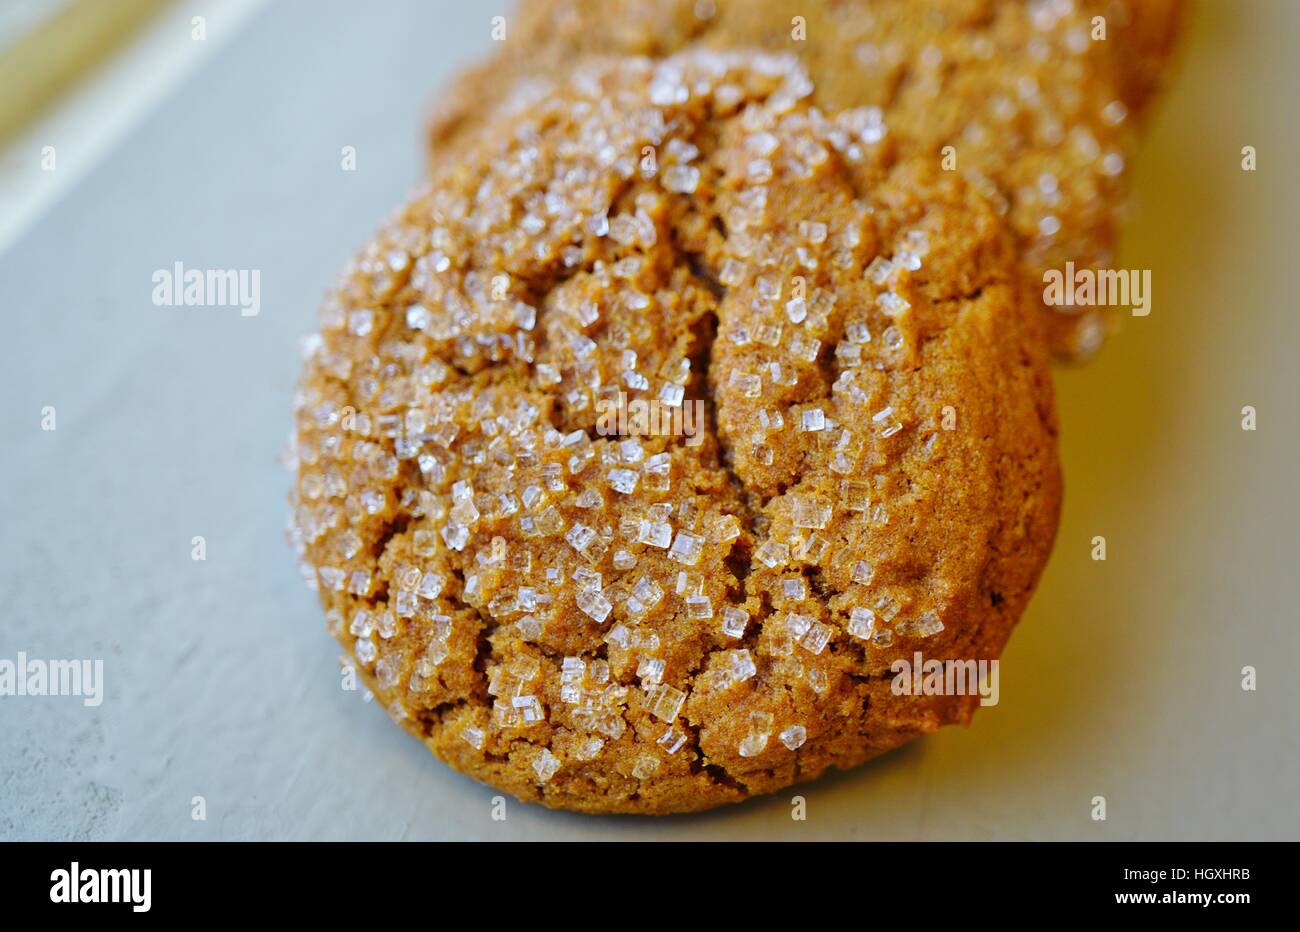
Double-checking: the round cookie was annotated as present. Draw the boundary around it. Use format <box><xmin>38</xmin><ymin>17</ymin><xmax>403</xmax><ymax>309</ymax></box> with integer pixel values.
<box><xmin>292</xmin><ymin>50</ymin><xmax>1061</xmax><ymax>814</ymax></box>
<box><xmin>428</xmin><ymin>0</ymin><xmax>1183</xmax><ymax>360</ymax></box>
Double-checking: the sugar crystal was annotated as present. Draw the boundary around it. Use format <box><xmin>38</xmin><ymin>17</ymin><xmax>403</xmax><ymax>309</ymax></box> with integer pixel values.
<box><xmin>721</xmin><ymin>606</ymin><xmax>749</xmax><ymax>639</ymax></box>
<box><xmin>800</xmin><ymin>621</ymin><xmax>832</xmax><ymax>655</ymax></box>
<box><xmin>650</xmin><ymin>683</ymin><xmax>686</xmax><ymax>722</ymax></box>
<box><xmin>792</xmin><ymin>495</ymin><xmax>832</xmax><ymax>529</ymax></box>
<box><xmin>731</xmin><ymin>649</ymin><xmax>757</xmax><ymax>682</ymax></box>
<box><xmin>755</xmin><ymin>540</ymin><xmax>789</xmax><ymax>568</ymax></box>
<box><xmin>668</xmin><ymin>530</ymin><xmax>704</xmax><ymax>566</ymax></box>
<box><xmin>608</xmin><ymin>468</ymin><xmax>639</xmax><ymax>494</ymax></box>
<box><xmin>658</xmin><ymin>727</ymin><xmax>687</xmax><ymax>754</ymax></box>
<box><xmin>533</xmin><ymin>748</ymin><xmax>561</xmax><ymax>783</ymax></box>
<box><xmin>779</xmin><ymin>725</ymin><xmax>807</xmax><ymax>750</ymax></box>
<box><xmin>848</xmin><ymin>606</ymin><xmax>876</xmax><ymax>640</ymax></box>
<box><xmin>577</xmin><ymin>589</ymin><xmax>612</xmax><ymax>623</ymax></box>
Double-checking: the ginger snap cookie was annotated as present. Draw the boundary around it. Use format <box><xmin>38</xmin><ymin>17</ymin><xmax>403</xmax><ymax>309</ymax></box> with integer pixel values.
<box><xmin>429</xmin><ymin>0</ymin><xmax>1183</xmax><ymax>359</ymax></box>
<box><xmin>291</xmin><ymin>50</ymin><xmax>1061</xmax><ymax>814</ymax></box>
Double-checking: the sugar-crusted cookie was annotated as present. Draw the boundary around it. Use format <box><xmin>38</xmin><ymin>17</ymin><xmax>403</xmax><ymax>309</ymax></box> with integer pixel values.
<box><xmin>429</xmin><ymin>0</ymin><xmax>1183</xmax><ymax>359</ymax></box>
<box><xmin>292</xmin><ymin>50</ymin><xmax>1061</xmax><ymax>813</ymax></box>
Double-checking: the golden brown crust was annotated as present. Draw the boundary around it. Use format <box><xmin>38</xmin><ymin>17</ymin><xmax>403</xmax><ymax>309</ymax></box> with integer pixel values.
<box><xmin>296</xmin><ymin>50</ymin><xmax>1061</xmax><ymax>814</ymax></box>
<box><xmin>429</xmin><ymin>0</ymin><xmax>1182</xmax><ymax>360</ymax></box>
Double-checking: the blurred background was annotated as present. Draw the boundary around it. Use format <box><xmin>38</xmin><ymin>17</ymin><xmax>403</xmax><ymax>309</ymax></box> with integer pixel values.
<box><xmin>0</xmin><ymin>0</ymin><xmax>1296</xmax><ymax>840</ymax></box>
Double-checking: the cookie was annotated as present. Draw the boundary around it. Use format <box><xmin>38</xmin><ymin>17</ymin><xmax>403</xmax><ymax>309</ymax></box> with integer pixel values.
<box><xmin>428</xmin><ymin>0</ymin><xmax>1183</xmax><ymax>359</ymax></box>
<box><xmin>292</xmin><ymin>50</ymin><xmax>1061</xmax><ymax>814</ymax></box>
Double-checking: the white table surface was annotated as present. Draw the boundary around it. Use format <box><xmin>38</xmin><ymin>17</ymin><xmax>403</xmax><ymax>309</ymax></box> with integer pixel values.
<box><xmin>1</xmin><ymin>0</ymin><xmax>1297</xmax><ymax>840</ymax></box>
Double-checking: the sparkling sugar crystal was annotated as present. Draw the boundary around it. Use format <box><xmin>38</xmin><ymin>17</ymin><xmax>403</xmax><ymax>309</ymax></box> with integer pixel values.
<box><xmin>650</xmin><ymin>684</ymin><xmax>687</xmax><ymax>722</ymax></box>
<box><xmin>797</xmin><ymin>533</ymin><xmax>828</xmax><ymax>562</ymax></box>
<box><xmin>784</xmin><ymin>613</ymin><xmax>812</xmax><ymax>639</ymax></box>
<box><xmin>572</xmin><ymin>564</ymin><xmax>600</xmax><ymax>592</ymax></box>
<box><xmin>442</xmin><ymin>522</ymin><xmax>470</xmax><ymax>551</ymax></box>
<box><xmin>877</xmin><ymin>291</ymin><xmax>910</xmax><ymax>316</ymax></box>
<box><xmin>800</xmin><ymin>621</ymin><xmax>832</xmax><ymax>655</ymax></box>
<box><xmin>576</xmin><ymin>589</ymin><xmax>613</xmax><ymax>623</ymax></box>
<box><xmin>675</xmin><ymin>572</ymin><xmax>704</xmax><ymax>597</ymax></box>
<box><xmin>668</xmin><ymin>531</ymin><xmax>704</xmax><ymax>566</ymax></box>
<box><xmin>631</xmin><ymin>755</ymin><xmax>661</xmax><ymax>780</ymax></box>
<box><xmin>644</xmin><ymin>452</ymin><xmax>672</xmax><ymax>476</ymax></box>
<box><xmin>872</xmin><ymin>405</ymin><xmax>904</xmax><ymax>438</ymax></box>
<box><xmin>791</xmin><ymin>496</ymin><xmax>832</xmax><ymax>529</ymax></box>
<box><xmin>728</xmin><ymin>370</ymin><xmax>762</xmax><ymax>398</ymax></box>
<box><xmin>512</xmin><ymin>694</ymin><xmax>545</xmax><ymax>723</ymax></box>
<box><xmin>417</xmin><ymin>572</ymin><xmax>444</xmax><ymax>600</ymax></box>
<box><xmin>566</xmin><ymin>522</ymin><xmax>597</xmax><ymax>554</ymax></box>
<box><xmin>789</xmin><ymin>333</ymin><xmax>820</xmax><ymax>362</ymax></box>
<box><xmin>755</xmin><ymin>540</ymin><xmax>790</xmax><ymax>568</ymax></box>
<box><xmin>875</xmin><ymin>595</ymin><xmax>901</xmax><ymax>622</ymax></box>
<box><xmin>349</xmin><ymin>610</ymin><xmax>374</xmax><ymax>638</ymax></box>
<box><xmin>619</xmin><ymin>438</ymin><xmax>644</xmax><ymax>463</ymax></box>
<box><xmin>627</xmin><ymin>575</ymin><xmax>665</xmax><ymax>618</ymax></box>
<box><xmin>637</xmin><ymin>656</ymin><xmax>666</xmax><ymax>686</ymax></box>
<box><xmin>721</xmin><ymin>605</ymin><xmax>749</xmax><ymax>639</ymax></box>
<box><xmin>561</xmin><ymin>656</ymin><xmax>586</xmax><ymax>683</ymax></box>
<box><xmin>866</xmin><ymin>256</ymin><xmax>893</xmax><ymax>285</ymax></box>
<box><xmin>607</xmin><ymin>468</ymin><xmax>639</xmax><ymax>494</ymax></box>
<box><xmin>731</xmin><ymin>649</ymin><xmax>757</xmax><ymax>682</ymax></box>
<box><xmin>779</xmin><ymin>725</ymin><xmax>807</xmax><ymax>750</ymax></box>
<box><xmin>659</xmin><ymin>382</ymin><xmax>685</xmax><ymax>407</ymax></box>
<box><xmin>658</xmin><ymin>727</ymin><xmax>687</xmax><ymax>754</ymax></box>
<box><xmin>914</xmin><ymin>610</ymin><xmax>945</xmax><ymax>637</ymax></box>
<box><xmin>662</xmin><ymin>164</ymin><xmax>701</xmax><ymax>194</ymax></box>
<box><xmin>798</xmin><ymin>220</ymin><xmax>828</xmax><ymax>243</ymax></box>
<box><xmin>848</xmin><ymin>606</ymin><xmax>876</xmax><ymax>640</ymax></box>
<box><xmin>711</xmin><ymin>514</ymin><xmax>741</xmax><ymax>542</ymax></box>
<box><xmin>845</xmin><ymin>320</ymin><xmax>871</xmax><ymax>343</ymax></box>
<box><xmin>533</xmin><ymin>748</ymin><xmax>561</xmax><ymax>783</ymax></box>
<box><xmin>882</xmin><ymin>324</ymin><xmax>905</xmax><ymax>351</ymax></box>
<box><xmin>637</xmin><ymin>520</ymin><xmax>673</xmax><ymax>549</ymax></box>
<box><xmin>685</xmin><ymin>594</ymin><xmax>713</xmax><ymax>619</ymax></box>
<box><xmin>517</xmin><ymin>615</ymin><xmax>543</xmax><ymax>639</ymax></box>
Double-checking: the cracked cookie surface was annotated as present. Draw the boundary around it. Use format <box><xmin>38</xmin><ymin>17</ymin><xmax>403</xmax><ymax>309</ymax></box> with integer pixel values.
<box><xmin>429</xmin><ymin>0</ymin><xmax>1183</xmax><ymax>360</ymax></box>
<box><xmin>291</xmin><ymin>50</ymin><xmax>1061</xmax><ymax>814</ymax></box>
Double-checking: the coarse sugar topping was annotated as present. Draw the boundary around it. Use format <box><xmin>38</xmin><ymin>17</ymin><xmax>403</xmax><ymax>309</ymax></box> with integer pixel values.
<box><xmin>289</xmin><ymin>47</ymin><xmax>1059</xmax><ymax>812</ymax></box>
